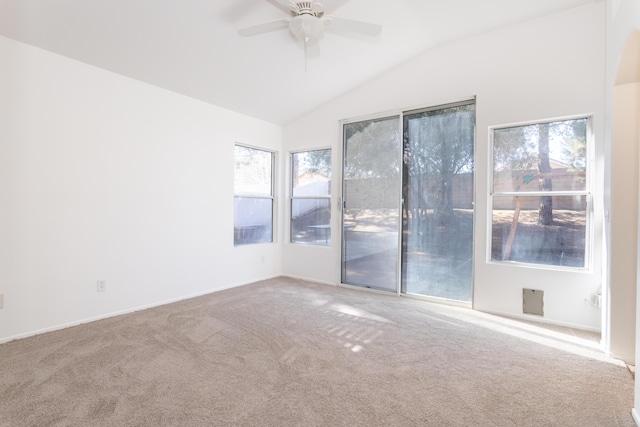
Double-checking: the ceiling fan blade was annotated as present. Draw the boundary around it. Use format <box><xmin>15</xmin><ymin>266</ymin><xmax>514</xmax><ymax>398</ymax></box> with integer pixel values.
<box><xmin>318</xmin><ymin>0</ymin><xmax>351</xmax><ymax>14</ymax></box>
<box><xmin>265</xmin><ymin>0</ymin><xmax>294</xmax><ymax>14</ymax></box>
<box><xmin>238</xmin><ymin>18</ymin><xmax>291</xmax><ymax>37</ymax></box>
<box><xmin>323</xmin><ymin>16</ymin><xmax>382</xmax><ymax>37</ymax></box>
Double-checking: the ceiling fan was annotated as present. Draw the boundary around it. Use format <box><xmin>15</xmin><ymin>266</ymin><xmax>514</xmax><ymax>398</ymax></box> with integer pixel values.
<box><xmin>238</xmin><ymin>0</ymin><xmax>382</xmax><ymax>67</ymax></box>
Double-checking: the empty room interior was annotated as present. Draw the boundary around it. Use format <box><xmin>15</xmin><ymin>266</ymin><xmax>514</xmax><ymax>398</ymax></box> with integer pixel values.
<box><xmin>2</xmin><ymin>0</ymin><xmax>640</xmax><ymax>425</ymax></box>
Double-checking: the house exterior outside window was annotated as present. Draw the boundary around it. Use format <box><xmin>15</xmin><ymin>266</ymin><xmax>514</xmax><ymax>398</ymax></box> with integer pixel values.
<box><xmin>234</xmin><ymin>145</ymin><xmax>275</xmax><ymax>246</ymax></box>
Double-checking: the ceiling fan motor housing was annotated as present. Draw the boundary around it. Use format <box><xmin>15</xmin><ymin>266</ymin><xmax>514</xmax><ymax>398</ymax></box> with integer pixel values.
<box><xmin>290</xmin><ymin>1</ymin><xmax>324</xmax><ymax>18</ymax></box>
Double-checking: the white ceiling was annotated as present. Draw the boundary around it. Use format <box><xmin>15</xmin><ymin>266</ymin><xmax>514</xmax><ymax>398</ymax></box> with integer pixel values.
<box><xmin>0</xmin><ymin>0</ymin><xmax>596</xmax><ymax>125</ymax></box>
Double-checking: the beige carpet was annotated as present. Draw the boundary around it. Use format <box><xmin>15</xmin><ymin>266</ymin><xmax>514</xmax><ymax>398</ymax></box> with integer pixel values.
<box><xmin>0</xmin><ymin>277</ymin><xmax>635</xmax><ymax>426</ymax></box>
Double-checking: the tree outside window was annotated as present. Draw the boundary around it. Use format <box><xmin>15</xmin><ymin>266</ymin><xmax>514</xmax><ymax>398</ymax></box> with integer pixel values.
<box><xmin>490</xmin><ymin>118</ymin><xmax>589</xmax><ymax>268</ymax></box>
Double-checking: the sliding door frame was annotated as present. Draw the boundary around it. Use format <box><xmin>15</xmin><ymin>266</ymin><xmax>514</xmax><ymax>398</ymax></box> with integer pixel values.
<box><xmin>339</xmin><ymin>112</ymin><xmax>404</xmax><ymax>295</ymax></box>
<box><xmin>338</xmin><ymin>97</ymin><xmax>476</xmax><ymax>306</ymax></box>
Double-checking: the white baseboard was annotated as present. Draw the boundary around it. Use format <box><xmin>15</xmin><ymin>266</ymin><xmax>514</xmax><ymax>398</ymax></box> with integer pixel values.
<box><xmin>0</xmin><ymin>275</ymin><xmax>280</xmax><ymax>345</ymax></box>
<box><xmin>478</xmin><ymin>309</ymin><xmax>601</xmax><ymax>333</ymax></box>
<box><xmin>281</xmin><ymin>274</ymin><xmax>337</xmax><ymax>287</ymax></box>
<box><xmin>401</xmin><ymin>292</ymin><xmax>472</xmax><ymax>309</ymax></box>
<box><xmin>283</xmin><ymin>277</ymin><xmax>599</xmax><ymax>333</ymax></box>
<box><xmin>632</xmin><ymin>408</ymin><xmax>640</xmax><ymax>426</ymax></box>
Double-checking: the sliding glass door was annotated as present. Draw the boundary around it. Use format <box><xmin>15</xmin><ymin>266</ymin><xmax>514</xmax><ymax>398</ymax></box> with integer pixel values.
<box><xmin>342</xmin><ymin>116</ymin><xmax>401</xmax><ymax>292</ymax></box>
<box><xmin>401</xmin><ymin>102</ymin><xmax>475</xmax><ymax>302</ymax></box>
<box><xmin>341</xmin><ymin>101</ymin><xmax>475</xmax><ymax>302</ymax></box>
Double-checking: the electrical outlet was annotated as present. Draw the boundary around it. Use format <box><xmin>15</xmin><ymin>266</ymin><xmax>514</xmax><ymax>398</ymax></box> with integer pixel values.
<box><xmin>0</xmin><ymin>294</ymin><xmax>3</xmax><ymax>309</ymax></box>
<box><xmin>97</xmin><ymin>280</ymin><xmax>106</xmax><ymax>292</ymax></box>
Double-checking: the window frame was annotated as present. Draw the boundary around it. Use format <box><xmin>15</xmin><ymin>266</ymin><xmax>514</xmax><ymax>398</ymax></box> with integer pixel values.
<box><xmin>488</xmin><ymin>115</ymin><xmax>593</xmax><ymax>270</ymax></box>
<box><xmin>290</xmin><ymin>147</ymin><xmax>332</xmax><ymax>246</ymax></box>
<box><xmin>233</xmin><ymin>144</ymin><xmax>276</xmax><ymax>246</ymax></box>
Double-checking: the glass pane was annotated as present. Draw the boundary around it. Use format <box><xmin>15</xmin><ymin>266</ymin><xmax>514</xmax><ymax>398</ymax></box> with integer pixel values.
<box><xmin>291</xmin><ymin>199</ymin><xmax>331</xmax><ymax>244</ymax></box>
<box><xmin>234</xmin><ymin>145</ymin><xmax>273</xmax><ymax>195</ymax></box>
<box><xmin>402</xmin><ymin>103</ymin><xmax>475</xmax><ymax>302</ymax></box>
<box><xmin>493</xmin><ymin>119</ymin><xmax>587</xmax><ymax>193</ymax></box>
<box><xmin>491</xmin><ymin>195</ymin><xmax>587</xmax><ymax>268</ymax></box>
<box><xmin>234</xmin><ymin>197</ymin><xmax>273</xmax><ymax>245</ymax></box>
<box><xmin>292</xmin><ymin>149</ymin><xmax>331</xmax><ymax>197</ymax></box>
<box><xmin>342</xmin><ymin>116</ymin><xmax>401</xmax><ymax>292</ymax></box>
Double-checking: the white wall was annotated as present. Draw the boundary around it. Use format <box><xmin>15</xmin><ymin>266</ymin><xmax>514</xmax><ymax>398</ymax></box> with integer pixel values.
<box><xmin>605</xmin><ymin>0</ymin><xmax>640</xmax><ymax>373</ymax></box>
<box><xmin>283</xmin><ymin>2</ymin><xmax>606</xmax><ymax>330</ymax></box>
<box><xmin>0</xmin><ymin>35</ymin><xmax>283</xmax><ymax>342</ymax></box>
<box><xmin>606</xmin><ymin>0</ymin><xmax>640</xmax><ymax>426</ymax></box>
<box><xmin>611</xmin><ymin>82</ymin><xmax>640</xmax><ymax>364</ymax></box>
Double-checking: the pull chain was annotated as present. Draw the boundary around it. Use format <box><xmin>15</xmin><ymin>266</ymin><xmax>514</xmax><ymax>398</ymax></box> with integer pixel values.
<box><xmin>304</xmin><ymin>36</ymin><xmax>309</xmax><ymax>72</ymax></box>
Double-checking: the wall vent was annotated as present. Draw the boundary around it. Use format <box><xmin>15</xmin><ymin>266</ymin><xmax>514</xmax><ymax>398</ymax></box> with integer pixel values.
<box><xmin>523</xmin><ymin>288</ymin><xmax>544</xmax><ymax>316</ymax></box>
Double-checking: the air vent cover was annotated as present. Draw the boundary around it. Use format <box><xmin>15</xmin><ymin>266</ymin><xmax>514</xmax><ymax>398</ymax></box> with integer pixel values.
<box><xmin>523</xmin><ymin>288</ymin><xmax>544</xmax><ymax>316</ymax></box>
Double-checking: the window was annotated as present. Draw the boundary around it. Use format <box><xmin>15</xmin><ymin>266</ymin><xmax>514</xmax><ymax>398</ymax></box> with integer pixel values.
<box><xmin>490</xmin><ymin>118</ymin><xmax>589</xmax><ymax>268</ymax></box>
<box><xmin>291</xmin><ymin>149</ymin><xmax>331</xmax><ymax>245</ymax></box>
<box><xmin>234</xmin><ymin>145</ymin><xmax>274</xmax><ymax>245</ymax></box>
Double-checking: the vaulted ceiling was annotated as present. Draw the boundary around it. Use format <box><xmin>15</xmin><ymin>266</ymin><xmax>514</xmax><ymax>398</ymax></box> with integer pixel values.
<box><xmin>0</xmin><ymin>0</ymin><xmax>596</xmax><ymax>125</ymax></box>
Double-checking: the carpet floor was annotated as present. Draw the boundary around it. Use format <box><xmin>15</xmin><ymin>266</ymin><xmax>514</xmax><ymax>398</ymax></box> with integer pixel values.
<box><xmin>0</xmin><ymin>277</ymin><xmax>635</xmax><ymax>426</ymax></box>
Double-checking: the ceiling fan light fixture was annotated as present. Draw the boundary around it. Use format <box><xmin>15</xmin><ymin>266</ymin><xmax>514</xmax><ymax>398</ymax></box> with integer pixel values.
<box><xmin>289</xmin><ymin>14</ymin><xmax>325</xmax><ymax>44</ymax></box>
